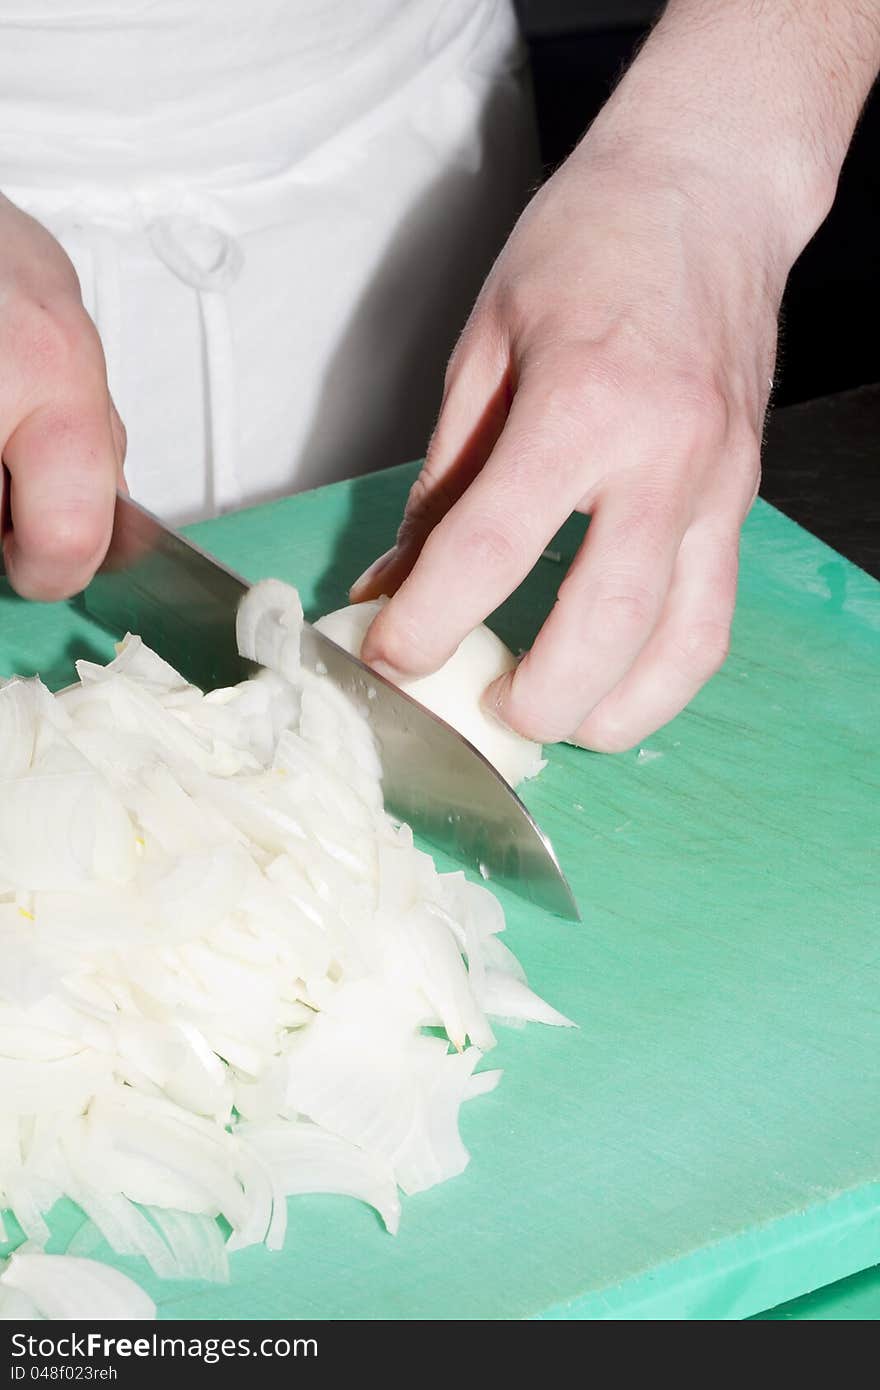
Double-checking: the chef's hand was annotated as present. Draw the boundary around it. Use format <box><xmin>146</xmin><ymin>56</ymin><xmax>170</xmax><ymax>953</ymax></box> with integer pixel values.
<box><xmin>0</xmin><ymin>194</ymin><xmax>123</xmax><ymax>601</ymax></box>
<box><xmin>355</xmin><ymin>148</ymin><xmax>772</xmax><ymax>751</ymax></box>
<box><xmin>354</xmin><ymin>0</ymin><xmax>879</xmax><ymax>751</ymax></box>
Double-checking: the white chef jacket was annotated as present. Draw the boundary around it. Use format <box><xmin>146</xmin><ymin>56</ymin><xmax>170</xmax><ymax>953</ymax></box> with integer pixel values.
<box><xmin>0</xmin><ymin>1</ymin><xmax>538</xmax><ymax>522</ymax></box>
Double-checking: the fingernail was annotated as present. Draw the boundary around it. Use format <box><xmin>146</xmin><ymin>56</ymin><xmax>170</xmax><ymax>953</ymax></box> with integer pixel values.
<box><xmin>480</xmin><ymin>671</ymin><xmax>514</xmax><ymax>729</ymax></box>
<box><xmin>350</xmin><ymin>547</ymin><xmax>397</xmax><ymax>600</ymax></box>
<box><xmin>367</xmin><ymin>657</ymin><xmax>407</xmax><ymax>686</ymax></box>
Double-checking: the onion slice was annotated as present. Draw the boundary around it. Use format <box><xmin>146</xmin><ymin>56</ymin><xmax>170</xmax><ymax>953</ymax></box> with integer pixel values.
<box><xmin>0</xmin><ymin>1253</ymin><xmax>155</xmax><ymax>1320</ymax></box>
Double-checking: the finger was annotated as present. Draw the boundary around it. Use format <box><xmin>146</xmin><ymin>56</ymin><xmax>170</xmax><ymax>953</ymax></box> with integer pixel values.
<box><xmin>3</xmin><ymin>398</ymin><xmax>118</xmax><ymax>601</ymax></box>
<box><xmin>573</xmin><ymin>518</ymin><xmax>740</xmax><ymax>752</ymax></box>
<box><xmin>360</xmin><ymin>374</ymin><xmax>600</xmax><ymax>678</ymax></box>
<box><xmin>482</xmin><ymin>479</ymin><xmax>692</xmax><ymax>743</ymax></box>
<box><xmin>350</xmin><ymin>323</ymin><xmax>509</xmax><ymax>602</ymax></box>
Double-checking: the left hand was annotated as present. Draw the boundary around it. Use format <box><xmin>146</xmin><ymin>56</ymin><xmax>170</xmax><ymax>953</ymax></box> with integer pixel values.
<box><xmin>350</xmin><ymin>131</ymin><xmax>782</xmax><ymax>751</ymax></box>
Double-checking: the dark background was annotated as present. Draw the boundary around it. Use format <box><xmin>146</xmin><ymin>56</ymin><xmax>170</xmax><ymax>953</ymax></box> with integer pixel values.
<box><xmin>515</xmin><ymin>0</ymin><xmax>880</xmax><ymax>408</ymax></box>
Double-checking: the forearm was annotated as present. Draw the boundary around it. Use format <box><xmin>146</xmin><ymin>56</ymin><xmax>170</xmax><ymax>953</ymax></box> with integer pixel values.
<box><xmin>580</xmin><ymin>0</ymin><xmax>880</xmax><ymax>270</ymax></box>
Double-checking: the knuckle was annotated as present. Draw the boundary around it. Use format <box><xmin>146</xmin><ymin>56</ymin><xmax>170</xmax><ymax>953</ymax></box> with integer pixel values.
<box><xmin>666</xmin><ymin>374</ymin><xmax>730</xmax><ymax>451</ymax></box>
<box><xmin>437</xmin><ymin>512</ymin><xmax>523</xmax><ymax>575</ymax></box>
<box><xmin>616</xmin><ymin>484</ymin><xmax>687</xmax><ymax>550</ymax></box>
<box><xmin>670</xmin><ymin>617</ymin><xmax>731</xmax><ymax>680</ymax></box>
<box><xmin>11</xmin><ymin>297</ymin><xmax>104</xmax><ymax>388</ymax></box>
<box><xmin>528</xmin><ymin>345</ymin><xmax>616</xmax><ymax>425</ymax></box>
<box><xmin>523</xmin><ymin>348</ymin><xmax>695</xmax><ymax>461</ymax></box>
<box><xmin>586</xmin><ymin>578</ymin><xmax>659</xmax><ymax>637</ymax></box>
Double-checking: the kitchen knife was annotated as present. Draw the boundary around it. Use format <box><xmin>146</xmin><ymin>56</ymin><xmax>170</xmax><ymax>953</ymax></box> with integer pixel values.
<box><xmin>79</xmin><ymin>493</ymin><xmax>579</xmax><ymax>920</ymax></box>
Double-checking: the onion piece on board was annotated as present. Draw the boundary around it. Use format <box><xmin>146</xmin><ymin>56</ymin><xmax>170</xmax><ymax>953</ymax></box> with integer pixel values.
<box><xmin>0</xmin><ymin>578</ymin><xmax>574</xmax><ymax>1310</ymax></box>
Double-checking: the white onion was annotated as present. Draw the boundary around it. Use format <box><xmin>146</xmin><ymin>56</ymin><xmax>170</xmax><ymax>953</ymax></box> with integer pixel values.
<box><xmin>479</xmin><ymin>971</ymin><xmax>575</xmax><ymax>1028</ymax></box>
<box><xmin>314</xmin><ymin>599</ymin><xmax>546</xmax><ymax>786</ymax></box>
<box><xmin>144</xmin><ymin>1208</ymin><xmax>230</xmax><ymax>1283</ymax></box>
<box><xmin>63</xmin><ymin>1188</ymin><xmax>180</xmax><ymax>1280</ymax></box>
<box><xmin>0</xmin><ymin>680</ymin><xmax>39</xmax><ymax>778</ymax></box>
<box><xmin>0</xmin><ymin>1252</ymin><xmax>155</xmax><ymax>1321</ymax></box>
<box><xmin>0</xmin><ymin>579</ymin><xmax>573</xmax><ymax>1311</ymax></box>
<box><xmin>235</xmin><ymin>580</ymin><xmax>303</xmax><ymax>685</ymax></box>
<box><xmin>239</xmin><ymin>1120</ymin><xmax>401</xmax><ymax>1237</ymax></box>
<box><xmin>0</xmin><ymin>1285</ymin><xmax>41</xmax><ymax>1320</ymax></box>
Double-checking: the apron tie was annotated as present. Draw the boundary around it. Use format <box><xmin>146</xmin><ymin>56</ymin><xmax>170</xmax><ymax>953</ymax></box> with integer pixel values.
<box><xmin>148</xmin><ymin>213</ymin><xmax>244</xmax><ymax>513</ymax></box>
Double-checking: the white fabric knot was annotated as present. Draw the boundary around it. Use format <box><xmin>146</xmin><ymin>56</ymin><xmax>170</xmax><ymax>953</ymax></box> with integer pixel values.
<box><xmin>147</xmin><ymin>214</ymin><xmax>244</xmax><ymax>293</ymax></box>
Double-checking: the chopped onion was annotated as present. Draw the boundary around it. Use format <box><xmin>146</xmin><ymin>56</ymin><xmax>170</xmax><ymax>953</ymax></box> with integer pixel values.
<box><xmin>143</xmin><ymin>1207</ymin><xmax>230</xmax><ymax>1283</ymax></box>
<box><xmin>236</xmin><ymin>580</ymin><xmax>303</xmax><ymax>685</ymax></box>
<box><xmin>480</xmin><ymin>971</ymin><xmax>575</xmax><ymax>1028</ymax></box>
<box><xmin>0</xmin><ymin>1284</ymin><xmax>41</xmax><ymax>1320</ymax></box>
<box><xmin>0</xmin><ymin>1252</ymin><xmax>155</xmax><ymax>1320</ymax></box>
<box><xmin>0</xmin><ymin>580</ymin><xmax>573</xmax><ymax>1308</ymax></box>
<box><xmin>239</xmin><ymin>1120</ymin><xmax>401</xmax><ymax>1237</ymax></box>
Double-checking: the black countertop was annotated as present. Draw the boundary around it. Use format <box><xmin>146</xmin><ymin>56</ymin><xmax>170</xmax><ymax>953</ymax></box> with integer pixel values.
<box><xmin>762</xmin><ymin>385</ymin><xmax>880</xmax><ymax>580</ymax></box>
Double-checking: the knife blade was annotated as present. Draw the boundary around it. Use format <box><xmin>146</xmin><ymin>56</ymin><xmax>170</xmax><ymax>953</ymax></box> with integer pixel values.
<box><xmin>78</xmin><ymin>493</ymin><xmax>579</xmax><ymax>920</ymax></box>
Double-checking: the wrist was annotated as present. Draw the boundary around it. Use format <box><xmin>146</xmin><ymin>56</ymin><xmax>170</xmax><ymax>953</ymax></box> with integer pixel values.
<box><xmin>574</xmin><ymin>0</ymin><xmax>880</xmax><ymax>278</ymax></box>
<box><xmin>565</xmin><ymin>117</ymin><xmax>803</xmax><ymax>304</ymax></box>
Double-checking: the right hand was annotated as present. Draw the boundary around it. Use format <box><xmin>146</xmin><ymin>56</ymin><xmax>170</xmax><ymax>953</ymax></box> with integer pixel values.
<box><xmin>0</xmin><ymin>194</ymin><xmax>123</xmax><ymax>601</ymax></box>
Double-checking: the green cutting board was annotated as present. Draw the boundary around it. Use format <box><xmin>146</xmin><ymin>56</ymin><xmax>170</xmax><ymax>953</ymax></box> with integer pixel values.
<box><xmin>1</xmin><ymin>462</ymin><xmax>878</xmax><ymax>1321</ymax></box>
<box><xmin>756</xmin><ymin>1262</ymin><xmax>880</xmax><ymax>1319</ymax></box>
